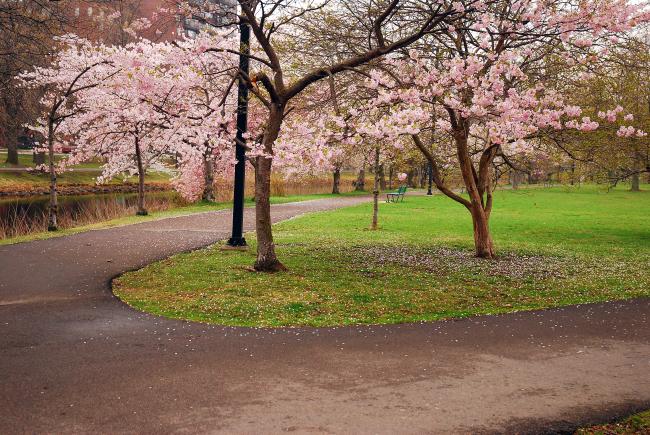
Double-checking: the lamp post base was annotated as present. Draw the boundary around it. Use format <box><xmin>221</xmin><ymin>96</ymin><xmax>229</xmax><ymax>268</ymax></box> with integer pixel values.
<box><xmin>225</xmin><ymin>237</ymin><xmax>247</xmax><ymax>249</ymax></box>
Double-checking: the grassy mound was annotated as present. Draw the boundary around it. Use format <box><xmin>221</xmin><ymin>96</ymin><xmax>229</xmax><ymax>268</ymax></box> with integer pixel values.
<box><xmin>114</xmin><ymin>185</ymin><xmax>650</xmax><ymax>327</ymax></box>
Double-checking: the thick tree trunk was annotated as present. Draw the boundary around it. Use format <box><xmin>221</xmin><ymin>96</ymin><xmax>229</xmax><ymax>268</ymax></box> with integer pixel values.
<box><xmin>471</xmin><ymin>205</ymin><xmax>495</xmax><ymax>258</ymax></box>
<box><xmin>47</xmin><ymin>121</ymin><xmax>58</xmax><ymax>231</ymax></box>
<box><xmin>202</xmin><ymin>151</ymin><xmax>215</xmax><ymax>202</ymax></box>
<box><xmin>388</xmin><ymin>166</ymin><xmax>393</xmax><ymax>190</ymax></box>
<box><xmin>371</xmin><ymin>147</ymin><xmax>380</xmax><ymax>230</ymax></box>
<box><xmin>454</xmin><ymin>128</ymin><xmax>496</xmax><ymax>259</ymax></box>
<box><xmin>6</xmin><ymin>144</ymin><xmax>19</xmax><ymax>165</ymax></box>
<box><xmin>254</xmin><ymin>105</ymin><xmax>286</xmax><ymax>272</ymax></box>
<box><xmin>134</xmin><ymin>137</ymin><xmax>148</xmax><ymax>216</ymax></box>
<box><xmin>254</xmin><ymin>156</ymin><xmax>286</xmax><ymax>271</ymax></box>
<box><xmin>354</xmin><ymin>166</ymin><xmax>365</xmax><ymax>191</ymax></box>
<box><xmin>332</xmin><ymin>167</ymin><xmax>341</xmax><ymax>194</ymax></box>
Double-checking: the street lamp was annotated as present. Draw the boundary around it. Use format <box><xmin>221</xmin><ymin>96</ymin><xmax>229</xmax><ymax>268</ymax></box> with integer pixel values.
<box><xmin>227</xmin><ymin>19</ymin><xmax>250</xmax><ymax>247</ymax></box>
<box><xmin>427</xmin><ymin>162</ymin><xmax>433</xmax><ymax>195</ymax></box>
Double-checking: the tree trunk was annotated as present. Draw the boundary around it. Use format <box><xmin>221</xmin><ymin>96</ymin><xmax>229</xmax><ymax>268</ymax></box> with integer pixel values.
<box><xmin>407</xmin><ymin>169</ymin><xmax>415</xmax><ymax>187</ymax></box>
<box><xmin>371</xmin><ymin>147</ymin><xmax>380</xmax><ymax>230</ymax></box>
<box><xmin>253</xmin><ymin>105</ymin><xmax>286</xmax><ymax>272</ymax></box>
<box><xmin>631</xmin><ymin>172</ymin><xmax>640</xmax><ymax>191</ymax></box>
<box><xmin>202</xmin><ymin>150</ymin><xmax>216</xmax><ymax>202</ymax></box>
<box><xmin>6</xmin><ymin>145</ymin><xmax>19</xmax><ymax>165</ymax></box>
<box><xmin>388</xmin><ymin>166</ymin><xmax>393</xmax><ymax>190</ymax></box>
<box><xmin>134</xmin><ymin>137</ymin><xmax>148</xmax><ymax>216</ymax></box>
<box><xmin>4</xmin><ymin>103</ymin><xmax>20</xmax><ymax>165</ymax></box>
<box><xmin>4</xmin><ymin>122</ymin><xmax>19</xmax><ymax>165</ymax></box>
<box><xmin>511</xmin><ymin>169</ymin><xmax>519</xmax><ymax>190</ymax></box>
<box><xmin>47</xmin><ymin>121</ymin><xmax>58</xmax><ymax>231</ymax></box>
<box><xmin>332</xmin><ymin>167</ymin><xmax>341</xmax><ymax>194</ymax></box>
<box><xmin>354</xmin><ymin>166</ymin><xmax>365</xmax><ymax>191</ymax></box>
<box><xmin>471</xmin><ymin>205</ymin><xmax>495</xmax><ymax>258</ymax></box>
<box><xmin>454</xmin><ymin>129</ymin><xmax>496</xmax><ymax>259</ymax></box>
<box><xmin>419</xmin><ymin>164</ymin><xmax>427</xmax><ymax>188</ymax></box>
<box><xmin>378</xmin><ymin>163</ymin><xmax>386</xmax><ymax>190</ymax></box>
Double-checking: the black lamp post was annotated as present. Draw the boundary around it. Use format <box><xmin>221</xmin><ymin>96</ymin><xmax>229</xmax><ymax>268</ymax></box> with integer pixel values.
<box><xmin>227</xmin><ymin>20</ymin><xmax>250</xmax><ymax>247</ymax></box>
<box><xmin>427</xmin><ymin>162</ymin><xmax>433</xmax><ymax>195</ymax></box>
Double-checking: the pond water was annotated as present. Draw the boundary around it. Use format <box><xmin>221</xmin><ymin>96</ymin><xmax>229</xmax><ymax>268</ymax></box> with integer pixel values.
<box><xmin>0</xmin><ymin>191</ymin><xmax>182</xmax><ymax>239</ymax></box>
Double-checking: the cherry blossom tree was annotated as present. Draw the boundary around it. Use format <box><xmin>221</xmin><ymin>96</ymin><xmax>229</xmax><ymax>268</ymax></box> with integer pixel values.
<box><xmin>350</xmin><ymin>0</ymin><xmax>649</xmax><ymax>258</ymax></box>
<box><xmin>20</xmin><ymin>36</ymin><xmax>119</xmax><ymax>230</ymax></box>
<box><xmin>161</xmin><ymin>33</ymin><xmax>240</xmax><ymax>202</ymax></box>
<box><xmin>208</xmin><ymin>0</ymin><xmax>469</xmax><ymax>271</ymax></box>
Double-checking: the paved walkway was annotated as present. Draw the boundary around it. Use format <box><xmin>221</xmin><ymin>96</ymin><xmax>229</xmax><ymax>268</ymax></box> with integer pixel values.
<box><xmin>1</xmin><ymin>196</ymin><xmax>649</xmax><ymax>434</ymax></box>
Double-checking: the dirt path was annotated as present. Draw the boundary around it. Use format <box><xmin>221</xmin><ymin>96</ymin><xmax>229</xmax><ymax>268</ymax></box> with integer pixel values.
<box><xmin>1</xmin><ymin>195</ymin><xmax>648</xmax><ymax>434</ymax></box>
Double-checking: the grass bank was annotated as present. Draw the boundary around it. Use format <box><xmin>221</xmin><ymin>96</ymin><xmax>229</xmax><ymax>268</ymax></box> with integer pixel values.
<box><xmin>1</xmin><ymin>192</ymin><xmax>365</xmax><ymax>246</ymax></box>
<box><xmin>113</xmin><ymin>184</ymin><xmax>650</xmax><ymax>327</ymax></box>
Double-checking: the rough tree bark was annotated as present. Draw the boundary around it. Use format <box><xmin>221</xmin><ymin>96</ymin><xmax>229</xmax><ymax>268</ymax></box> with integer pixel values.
<box><xmin>253</xmin><ymin>104</ymin><xmax>286</xmax><ymax>272</ymax></box>
<box><xmin>134</xmin><ymin>136</ymin><xmax>148</xmax><ymax>216</ymax></box>
<box><xmin>332</xmin><ymin>167</ymin><xmax>341</xmax><ymax>194</ymax></box>
<box><xmin>371</xmin><ymin>147</ymin><xmax>380</xmax><ymax>230</ymax></box>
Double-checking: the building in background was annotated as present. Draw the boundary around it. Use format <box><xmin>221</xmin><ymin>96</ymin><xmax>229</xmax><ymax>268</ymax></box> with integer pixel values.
<box><xmin>181</xmin><ymin>0</ymin><xmax>237</xmax><ymax>38</ymax></box>
<box><xmin>71</xmin><ymin>0</ymin><xmax>237</xmax><ymax>43</ymax></box>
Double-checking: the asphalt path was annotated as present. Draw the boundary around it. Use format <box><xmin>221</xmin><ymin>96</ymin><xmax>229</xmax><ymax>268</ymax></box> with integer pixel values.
<box><xmin>1</xmin><ymin>195</ymin><xmax>648</xmax><ymax>434</ymax></box>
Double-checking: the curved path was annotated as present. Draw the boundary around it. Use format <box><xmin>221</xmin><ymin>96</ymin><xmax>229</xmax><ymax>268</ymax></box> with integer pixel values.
<box><xmin>1</xmin><ymin>196</ymin><xmax>649</xmax><ymax>434</ymax></box>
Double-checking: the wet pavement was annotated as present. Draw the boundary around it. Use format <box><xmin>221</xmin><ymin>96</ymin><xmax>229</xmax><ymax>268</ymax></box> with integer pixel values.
<box><xmin>1</xmin><ymin>195</ymin><xmax>648</xmax><ymax>434</ymax></box>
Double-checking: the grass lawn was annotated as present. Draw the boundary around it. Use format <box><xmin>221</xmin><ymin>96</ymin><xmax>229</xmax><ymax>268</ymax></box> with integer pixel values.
<box><xmin>576</xmin><ymin>409</ymin><xmax>650</xmax><ymax>434</ymax></box>
<box><xmin>0</xmin><ymin>168</ymin><xmax>170</xmax><ymax>188</ymax></box>
<box><xmin>1</xmin><ymin>192</ymin><xmax>366</xmax><ymax>246</ymax></box>
<box><xmin>0</xmin><ymin>151</ymin><xmax>171</xmax><ymax>187</ymax></box>
<box><xmin>113</xmin><ymin>184</ymin><xmax>650</xmax><ymax>327</ymax></box>
<box><xmin>0</xmin><ymin>151</ymin><xmax>103</xmax><ymax>169</ymax></box>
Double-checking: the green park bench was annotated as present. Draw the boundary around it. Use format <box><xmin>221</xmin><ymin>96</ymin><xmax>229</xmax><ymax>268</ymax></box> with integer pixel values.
<box><xmin>386</xmin><ymin>185</ymin><xmax>407</xmax><ymax>203</ymax></box>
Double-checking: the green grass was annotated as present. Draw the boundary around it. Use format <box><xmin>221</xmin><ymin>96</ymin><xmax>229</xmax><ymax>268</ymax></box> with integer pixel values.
<box><xmin>0</xmin><ymin>151</ymin><xmax>170</xmax><ymax>187</ymax></box>
<box><xmin>576</xmin><ymin>409</ymin><xmax>650</xmax><ymax>434</ymax></box>
<box><xmin>0</xmin><ymin>168</ymin><xmax>169</xmax><ymax>188</ymax></box>
<box><xmin>0</xmin><ymin>192</ymin><xmax>366</xmax><ymax>246</ymax></box>
<box><xmin>0</xmin><ymin>151</ymin><xmax>103</xmax><ymax>169</ymax></box>
<box><xmin>113</xmin><ymin>184</ymin><xmax>650</xmax><ymax>327</ymax></box>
